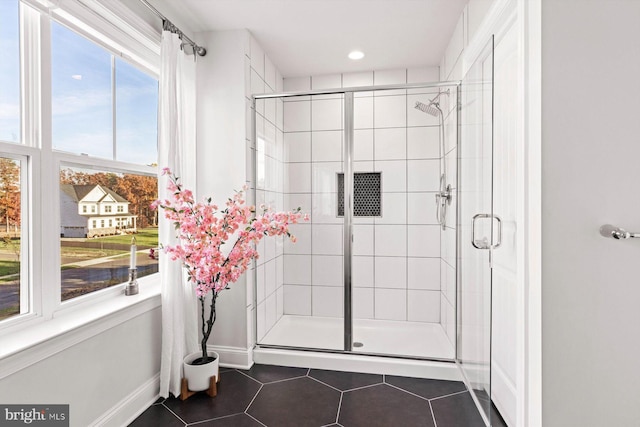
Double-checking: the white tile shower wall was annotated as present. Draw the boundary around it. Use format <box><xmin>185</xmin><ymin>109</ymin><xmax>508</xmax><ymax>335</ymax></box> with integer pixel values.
<box><xmin>247</xmin><ymin>34</ymin><xmax>286</xmax><ymax>342</ymax></box>
<box><xmin>281</xmin><ymin>68</ymin><xmax>450</xmax><ymax>323</ymax></box>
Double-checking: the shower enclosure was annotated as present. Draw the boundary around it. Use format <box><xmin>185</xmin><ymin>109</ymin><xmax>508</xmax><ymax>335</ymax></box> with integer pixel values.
<box><xmin>252</xmin><ymin>40</ymin><xmax>495</xmax><ymax>424</ymax></box>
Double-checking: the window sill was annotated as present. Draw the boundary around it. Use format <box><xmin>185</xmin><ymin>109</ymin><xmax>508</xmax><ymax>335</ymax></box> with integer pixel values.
<box><xmin>0</xmin><ymin>275</ymin><xmax>161</xmax><ymax>381</ymax></box>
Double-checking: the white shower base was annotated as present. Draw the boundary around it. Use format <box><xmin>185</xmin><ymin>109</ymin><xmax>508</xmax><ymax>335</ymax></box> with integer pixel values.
<box><xmin>260</xmin><ymin>315</ymin><xmax>455</xmax><ymax>360</ymax></box>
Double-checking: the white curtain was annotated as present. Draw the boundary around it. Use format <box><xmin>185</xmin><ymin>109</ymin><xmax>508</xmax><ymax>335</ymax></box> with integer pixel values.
<box><xmin>158</xmin><ymin>31</ymin><xmax>199</xmax><ymax>398</ymax></box>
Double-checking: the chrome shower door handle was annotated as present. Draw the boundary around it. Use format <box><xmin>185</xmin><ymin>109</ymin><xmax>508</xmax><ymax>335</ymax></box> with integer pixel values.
<box><xmin>471</xmin><ymin>213</ymin><xmax>502</xmax><ymax>249</ymax></box>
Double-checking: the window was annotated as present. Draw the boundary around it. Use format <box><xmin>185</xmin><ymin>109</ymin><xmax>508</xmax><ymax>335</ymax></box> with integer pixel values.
<box><xmin>0</xmin><ymin>0</ymin><xmax>21</xmax><ymax>144</ymax></box>
<box><xmin>0</xmin><ymin>0</ymin><xmax>160</xmax><ymax>328</ymax></box>
<box><xmin>0</xmin><ymin>157</ymin><xmax>25</xmax><ymax>322</ymax></box>
<box><xmin>51</xmin><ymin>24</ymin><xmax>158</xmax><ymax>164</ymax></box>
<box><xmin>59</xmin><ymin>166</ymin><xmax>158</xmax><ymax>301</ymax></box>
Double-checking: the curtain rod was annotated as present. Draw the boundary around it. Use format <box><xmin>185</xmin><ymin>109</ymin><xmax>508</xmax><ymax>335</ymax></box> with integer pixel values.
<box><xmin>138</xmin><ymin>0</ymin><xmax>206</xmax><ymax>56</ymax></box>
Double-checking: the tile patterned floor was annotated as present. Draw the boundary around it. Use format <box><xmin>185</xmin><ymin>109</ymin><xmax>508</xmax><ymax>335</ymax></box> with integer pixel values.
<box><xmin>130</xmin><ymin>365</ymin><xmax>507</xmax><ymax>427</ymax></box>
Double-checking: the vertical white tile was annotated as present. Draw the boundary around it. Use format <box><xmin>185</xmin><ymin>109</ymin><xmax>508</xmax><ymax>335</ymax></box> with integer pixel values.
<box><xmin>312</xmin><ymin>255</ymin><xmax>343</xmax><ymax>287</ymax></box>
<box><xmin>374</xmin><ymin>95</ymin><xmax>407</xmax><ymax>128</ymax></box>
<box><xmin>407</xmin><ymin>67</ymin><xmax>440</xmax><ymax>84</ymax></box>
<box><xmin>407</xmin><ymin>225</ymin><xmax>440</xmax><ymax>257</ymax></box>
<box><xmin>284</xmin><ymin>224</ymin><xmax>311</xmax><ymax>254</ymax></box>
<box><xmin>407</xmin><ymin>127</ymin><xmax>440</xmax><ymax>159</ymax></box>
<box><xmin>284</xmin><ymin>285</ymin><xmax>311</xmax><ymax>315</ymax></box>
<box><xmin>312</xmin><ymin>224</ymin><xmax>343</xmax><ymax>255</ymax></box>
<box><xmin>353</xmin><ymin>288</ymin><xmax>374</xmax><ymax>319</ymax></box>
<box><xmin>354</xmin><ymin>97</ymin><xmax>374</xmax><ymax>129</ymax></box>
<box><xmin>353</xmin><ymin>256</ymin><xmax>374</xmax><ymax>287</ymax></box>
<box><xmin>265</xmin><ymin>98</ymin><xmax>276</xmax><ymax>125</ymax></box>
<box><xmin>250</xmin><ymin>36</ymin><xmax>264</xmax><ymax>78</ymax></box>
<box><xmin>374</xmin><ymin>225</ymin><xmax>407</xmax><ymax>257</ymax></box>
<box><xmin>312</xmin><ymin>162</ymin><xmax>342</xmax><ymax>193</ymax></box>
<box><xmin>312</xmin><ymin>98</ymin><xmax>343</xmax><ymax>131</ymax></box>
<box><xmin>312</xmin><ymin>192</ymin><xmax>341</xmax><ymax>224</ymax></box>
<box><xmin>246</xmin><ymin>267</ymin><xmax>255</xmax><ymax>307</ymax></box>
<box><xmin>276</xmin><ymin>99</ymin><xmax>284</xmax><ymax>130</ymax></box>
<box><xmin>284</xmin><ymin>101</ymin><xmax>311</xmax><ymax>132</ymax></box>
<box><xmin>408</xmin><ymin>192</ymin><xmax>438</xmax><ymax>225</ymax></box>
<box><xmin>312</xmin><ymin>74</ymin><xmax>342</xmax><ymax>90</ymax></box>
<box><xmin>374</xmin><ymin>128</ymin><xmax>406</xmax><ymax>161</ymax></box>
<box><xmin>376</xmin><ymin>193</ymin><xmax>406</xmax><ymax>225</ymax></box>
<box><xmin>376</xmin><ymin>161</ymin><xmax>406</xmax><ymax>192</ymax></box>
<box><xmin>407</xmin><ymin>159</ymin><xmax>440</xmax><ymax>192</ymax></box>
<box><xmin>353</xmin><ymin>224</ymin><xmax>374</xmax><ymax>256</ymax></box>
<box><xmin>286</xmin><ymin>163</ymin><xmax>311</xmax><ymax>193</ymax></box>
<box><xmin>354</xmin><ymin>129</ymin><xmax>374</xmax><ymax>161</ymax></box>
<box><xmin>276</xmin><ymin>256</ymin><xmax>284</xmax><ymax>287</ymax></box>
<box><xmin>374</xmin><ymin>289</ymin><xmax>406</xmax><ymax>320</ymax></box>
<box><xmin>285</xmin><ymin>193</ymin><xmax>312</xmax><ymax>213</ymax></box>
<box><xmin>408</xmin><ymin>257</ymin><xmax>441</xmax><ymax>290</ymax></box>
<box><xmin>312</xmin><ymin>131</ymin><xmax>342</xmax><ymax>162</ymax></box>
<box><xmin>312</xmin><ymin>286</ymin><xmax>343</xmax><ymax>318</ymax></box>
<box><xmin>244</xmin><ymin>56</ymin><xmax>251</xmax><ymax>98</ymax></box>
<box><xmin>284</xmin><ymin>76</ymin><xmax>311</xmax><ymax>93</ymax></box>
<box><xmin>407</xmin><ymin>290</ymin><xmax>440</xmax><ymax>322</ymax></box>
<box><xmin>264</xmin><ymin>260</ymin><xmax>276</xmax><ymax>297</ymax></box>
<box><xmin>276</xmin><ymin>286</ymin><xmax>284</xmax><ymax>318</ymax></box>
<box><xmin>374</xmin><ymin>68</ymin><xmax>407</xmax><ymax>86</ymax></box>
<box><xmin>256</xmin><ymin>264</ymin><xmax>265</xmax><ymax>303</ymax></box>
<box><xmin>275</xmin><ymin>70</ymin><xmax>284</xmax><ymax>92</ymax></box>
<box><xmin>265</xmin><ymin>56</ymin><xmax>276</xmax><ymax>90</ymax></box>
<box><xmin>266</xmin><ymin>292</ymin><xmax>277</xmax><ymax>330</ymax></box>
<box><xmin>374</xmin><ymin>256</ymin><xmax>407</xmax><ymax>289</ymax></box>
<box><xmin>284</xmin><ymin>132</ymin><xmax>311</xmax><ymax>163</ymax></box>
<box><xmin>283</xmin><ymin>254</ymin><xmax>311</xmax><ymax>285</ymax></box>
<box><xmin>343</xmin><ymin>71</ymin><xmax>373</xmax><ymax>88</ymax></box>
<box><xmin>257</xmin><ymin>302</ymin><xmax>266</xmax><ymax>340</ymax></box>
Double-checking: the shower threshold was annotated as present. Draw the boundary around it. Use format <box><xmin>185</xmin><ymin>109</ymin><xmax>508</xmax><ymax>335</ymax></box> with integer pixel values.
<box><xmin>259</xmin><ymin>315</ymin><xmax>455</xmax><ymax>360</ymax></box>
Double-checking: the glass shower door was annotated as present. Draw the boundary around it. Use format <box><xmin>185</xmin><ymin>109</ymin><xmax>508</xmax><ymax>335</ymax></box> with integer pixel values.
<box><xmin>458</xmin><ymin>36</ymin><xmax>495</xmax><ymax>425</ymax></box>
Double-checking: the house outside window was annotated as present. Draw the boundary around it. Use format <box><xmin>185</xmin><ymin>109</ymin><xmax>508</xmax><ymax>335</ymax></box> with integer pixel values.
<box><xmin>82</xmin><ymin>205</ymin><xmax>86</xmax><ymax>213</ymax></box>
<box><xmin>105</xmin><ymin>205</ymin><xmax>111</xmax><ymax>213</ymax></box>
<box><xmin>91</xmin><ymin>205</ymin><xmax>95</xmax><ymax>213</ymax></box>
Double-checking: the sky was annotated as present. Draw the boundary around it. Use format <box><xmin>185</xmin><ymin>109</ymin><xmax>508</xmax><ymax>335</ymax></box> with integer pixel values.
<box><xmin>0</xmin><ymin>0</ymin><xmax>159</xmax><ymax>166</ymax></box>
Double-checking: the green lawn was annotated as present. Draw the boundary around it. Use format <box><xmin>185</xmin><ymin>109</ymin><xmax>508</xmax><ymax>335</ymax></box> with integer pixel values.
<box><xmin>0</xmin><ymin>305</ymin><xmax>19</xmax><ymax>321</ymax></box>
<box><xmin>80</xmin><ymin>227</ymin><xmax>158</xmax><ymax>247</ymax></box>
<box><xmin>0</xmin><ymin>259</ymin><xmax>20</xmax><ymax>277</ymax></box>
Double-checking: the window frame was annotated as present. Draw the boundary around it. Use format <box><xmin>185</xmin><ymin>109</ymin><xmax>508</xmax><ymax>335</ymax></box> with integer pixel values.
<box><xmin>0</xmin><ymin>0</ymin><xmax>161</xmax><ymax>335</ymax></box>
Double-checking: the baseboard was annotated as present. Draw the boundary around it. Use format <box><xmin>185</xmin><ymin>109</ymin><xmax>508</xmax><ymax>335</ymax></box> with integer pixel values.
<box><xmin>90</xmin><ymin>373</ymin><xmax>160</xmax><ymax>427</ymax></box>
<box><xmin>208</xmin><ymin>345</ymin><xmax>253</xmax><ymax>369</ymax></box>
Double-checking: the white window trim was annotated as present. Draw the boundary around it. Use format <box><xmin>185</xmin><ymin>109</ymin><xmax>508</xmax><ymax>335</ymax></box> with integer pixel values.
<box><xmin>0</xmin><ymin>0</ymin><xmax>162</xmax><ymax>358</ymax></box>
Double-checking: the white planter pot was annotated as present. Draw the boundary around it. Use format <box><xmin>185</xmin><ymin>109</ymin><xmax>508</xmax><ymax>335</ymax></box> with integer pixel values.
<box><xmin>183</xmin><ymin>350</ymin><xmax>220</xmax><ymax>392</ymax></box>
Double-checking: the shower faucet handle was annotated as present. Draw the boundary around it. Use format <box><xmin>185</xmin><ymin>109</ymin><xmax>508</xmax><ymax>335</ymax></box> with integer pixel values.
<box><xmin>599</xmin><ymin>224</ymin><xmax>639</xmax><ymax>239</ymax></box>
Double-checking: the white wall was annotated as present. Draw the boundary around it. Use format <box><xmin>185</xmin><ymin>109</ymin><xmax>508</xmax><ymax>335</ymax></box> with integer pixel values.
<box><xmin>195</xmin><ymin>30</ymin><xmax>250</xmax><ymax>357</ymax></box>
<box><xmin>0</xmin><ymin>308</ymin><xmax>161</xmax><ymax>426</ymax></box>
<box><xmin>542</xmin><ymin>1</ymin><xmax>640</xmax><ymax>425</ymax></box>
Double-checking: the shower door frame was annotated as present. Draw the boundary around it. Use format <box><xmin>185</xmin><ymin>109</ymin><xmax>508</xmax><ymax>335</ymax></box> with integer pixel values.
<box><xmin>252</xmin><ymin>80</ymin><xmax>461</xmax><ymax>362</ymax></box>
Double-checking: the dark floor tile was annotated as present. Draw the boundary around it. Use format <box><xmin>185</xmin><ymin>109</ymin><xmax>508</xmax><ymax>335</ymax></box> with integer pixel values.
<box><xmin>339</xmin><ymin>383</ymin><xmax>434</xmax><ymax>427</ymax></box>
<box><xmin>243</xmin><ymin>363</ymin><xmax>308</xmax><ymax>383</ymax></box>
<box><xmin>491</xmin><ymin>403</ymin><xmax>509</xmax><ymax>427</ymax></box>
<box><xmin>191</xmin><ymin>413</ymin><xmax>263</xmax><ymax>426</ymax></box>
<box><xmin>164</xmin><ymin>370</ymin><xmax>261</xmax><ymax>424</ymax></box>
<box><xmin>431</xmin><ymin>391</ymin><xmax>485</xmax><ymax>427</ymax></box>
<box><xmin>129</xmin><ymin>404</ymin><xmax>185</xmax><ymax>427</ymax></box>
<box><xmin>386</xmin><ymin>375</ymin><xmax>467</xmax><ymax>399</ymax></box>
<box><xmin>309</xmin><ymin>369</ymin><xmax>382</xmax><ymax>391</ymax></box>
<box><xmin>248</xmin><ymin>376</ymin><xmax>341</xmax><ymax>427</ymax></box>
<box><xmin>153</xmin><ymin>397</ymin><xmax>166</xmax><ymax>405</ymax></box>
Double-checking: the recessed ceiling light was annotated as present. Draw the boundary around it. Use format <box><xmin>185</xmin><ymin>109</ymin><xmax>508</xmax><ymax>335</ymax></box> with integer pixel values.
<box><xmin>71</xmin><ymin>74</ymin><xmax>82</xmax><ymax>80</ymax></box>
<box><xmin>348</xmin><ymin>50</ymin><xmax>364</xmax><ymax>60</ymax></box>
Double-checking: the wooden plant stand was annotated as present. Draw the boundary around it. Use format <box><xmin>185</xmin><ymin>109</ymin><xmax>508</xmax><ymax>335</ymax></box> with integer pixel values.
<box><xmin>180</xmin><ymin>375</ymin><xmax>218</xmax><ymax>401</ymax></box>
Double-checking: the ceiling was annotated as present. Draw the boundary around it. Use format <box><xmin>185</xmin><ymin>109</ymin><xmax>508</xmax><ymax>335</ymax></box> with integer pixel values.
<box><xmin>145</xmin><ymin>0</ymin><xmax>468</xmax><ymax>78</ymax></box>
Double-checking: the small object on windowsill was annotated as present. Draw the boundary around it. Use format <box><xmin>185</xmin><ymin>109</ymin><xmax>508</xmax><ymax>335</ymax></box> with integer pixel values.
<box><xmin>125</xmin><ymin>267</ymin><xmax>139</xmax><ymax>296</ymax></box>
<box><xmin>126</xmin><ymin>237</ymin><xmax>139</xmax><ymax>295</ymax></box>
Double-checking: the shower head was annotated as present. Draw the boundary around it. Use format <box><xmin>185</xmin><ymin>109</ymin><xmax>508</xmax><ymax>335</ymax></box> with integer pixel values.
<box><xmin>414</xmin><ymin>89</ymin><xmax>450</xmax><ymax>117</ymax></box>
<box><xmin>414</xmin><ymin>100</ymin><xmax>440</xmax><ymax>117</ymax></box>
